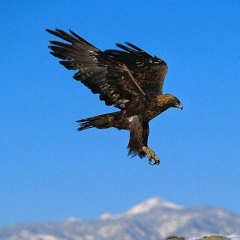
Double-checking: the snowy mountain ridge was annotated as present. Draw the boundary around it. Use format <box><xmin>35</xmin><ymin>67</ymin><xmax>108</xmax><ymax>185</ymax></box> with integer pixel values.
<box><xmin>126</xmin><ymin>197</ymin><xmax>183</xmax><ymax>215</ymax></box>
<box><xmin>100</xmin><ymin>197</ymin><xmax>183</xmax><ymax>220</ymax></box>
<box><xmin>1</xmin><ymin>197</ymin><xmax>240</xmax><ymax>240</ymax></box>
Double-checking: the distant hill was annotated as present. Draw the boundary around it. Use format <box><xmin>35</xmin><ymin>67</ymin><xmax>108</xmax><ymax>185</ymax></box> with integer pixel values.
<box><xmin>1</xmin><ymin>198</ymin><xmax>240</xmax><ymax>240</ymax></box>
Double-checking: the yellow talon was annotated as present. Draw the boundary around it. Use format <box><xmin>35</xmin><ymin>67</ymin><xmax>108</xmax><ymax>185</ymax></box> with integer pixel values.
<box><xmin>142</xmin><ymin>146</ymin><xmax>160</xmax><ymax>165</ymax></box>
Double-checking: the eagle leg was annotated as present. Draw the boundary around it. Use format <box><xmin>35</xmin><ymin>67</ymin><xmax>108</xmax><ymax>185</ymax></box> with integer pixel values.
<box><xmin>142</xmin><ymin>146</ymin><xmax>160</xmax><ymax>165</ymax></box>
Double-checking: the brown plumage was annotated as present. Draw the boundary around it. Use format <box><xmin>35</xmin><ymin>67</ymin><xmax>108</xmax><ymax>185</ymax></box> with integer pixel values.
<box><xmin>47</xmin><ymin>29</ymin><xmax>183</xmax><ymax>165</ymax></box>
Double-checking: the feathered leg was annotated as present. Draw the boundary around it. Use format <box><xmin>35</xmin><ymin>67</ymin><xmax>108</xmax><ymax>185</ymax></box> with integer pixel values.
<box><xmin>142</xmin><ymin>122</ymin><xmax>160</xmax><ymax>165</ymax></box>
<box><xmin>138</xmin><ymin>122</ymin><xmax>149</xmax><ymax>158</ymax></box>
<box><xmin>127</xmin><ymin>117</ymin><xmax>160</xmax><ymax>165</ymax></box>
<box><xmin>127</xmin><ymin>117</ymin><xmax>144</xmax><ymax>157</ymax></box>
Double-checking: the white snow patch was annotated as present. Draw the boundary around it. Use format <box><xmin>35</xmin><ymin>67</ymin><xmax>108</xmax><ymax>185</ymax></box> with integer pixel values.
<box><xmin>100</xmin><ymin>213</ymin><xmax>115</xmax><ymax>220</ymax></box>
<box><xmin>65</xmin><ymin>217</ymin><xmax>81</xmax><ymax>223</ymax></box>
<box><xmin>125</xmin><ymin>198</ymin><xmax>183</xmax><ymax>216</ymax></box>
<box><xmin>226</xmin><ymin>234</ymin><xmax>240</xmax><ymax>240</ymax></box>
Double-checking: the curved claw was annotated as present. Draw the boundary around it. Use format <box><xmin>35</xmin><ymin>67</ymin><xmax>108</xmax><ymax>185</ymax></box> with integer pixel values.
<box><xmin>148</xmin><ymin>157</ymin><xmax>160</xmax><ymax>166</ymax></box>
<box><xmin>142</xmin><ymin>146</ymin><xmax>160</xmax><ymax>166</ymax></box>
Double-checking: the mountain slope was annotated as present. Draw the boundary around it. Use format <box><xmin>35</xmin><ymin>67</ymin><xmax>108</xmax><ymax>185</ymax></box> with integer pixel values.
<box><xmin>1</xmin><ymin>198</ymin><xmax>240</xmax><ymax>240</ymax></box>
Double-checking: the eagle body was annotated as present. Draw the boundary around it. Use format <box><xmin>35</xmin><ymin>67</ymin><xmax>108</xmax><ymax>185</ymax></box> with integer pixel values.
<box><xmin>47</xmin><ymin>29</ymin><xmax>183</xmax><ymax>165</ymax></box>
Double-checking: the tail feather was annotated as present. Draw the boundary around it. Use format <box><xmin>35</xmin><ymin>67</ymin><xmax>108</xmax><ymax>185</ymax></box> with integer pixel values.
<box><xmin>76</xmin><ymin>112</ymin><xmax>119</xmax><ymax>131</ymax></box>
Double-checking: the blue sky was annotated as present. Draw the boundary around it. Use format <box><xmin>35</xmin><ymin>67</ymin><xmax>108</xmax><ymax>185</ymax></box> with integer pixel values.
<box><xmin>1</xmin><ymin>1</ymin><xmax>240</xmax><ymax>227</ymax></box>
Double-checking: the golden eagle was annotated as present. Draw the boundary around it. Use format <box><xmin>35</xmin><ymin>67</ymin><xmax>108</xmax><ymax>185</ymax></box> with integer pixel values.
<box><xmin>47</xmin><ymin>29</ymin><xmax>183</xmax><ymax>165</ymax></box>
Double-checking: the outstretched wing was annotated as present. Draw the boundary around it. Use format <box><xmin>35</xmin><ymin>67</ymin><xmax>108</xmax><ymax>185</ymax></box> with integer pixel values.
<box><xmin>47</xmin><ymin>29</ymin><xmax>145</xmax><ymax>109</ymax></box>
<box><xmin>105</xmin><ymin>42</ymin><xmax>168</xmax><ymax>95</ymax></box>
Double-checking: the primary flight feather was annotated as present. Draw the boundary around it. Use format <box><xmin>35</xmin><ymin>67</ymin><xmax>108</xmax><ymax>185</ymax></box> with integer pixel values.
<box><xmin>47</xmin><ymin>29</ymin><xmax>183</xmax><ymax>165</ymax></box>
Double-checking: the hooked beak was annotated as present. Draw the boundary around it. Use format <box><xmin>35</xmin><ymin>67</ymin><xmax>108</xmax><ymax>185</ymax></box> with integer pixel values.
<box><xmin>175</xmin><ymin>103</ymin><xmax>183</xmax><ymax>110</ymax></box>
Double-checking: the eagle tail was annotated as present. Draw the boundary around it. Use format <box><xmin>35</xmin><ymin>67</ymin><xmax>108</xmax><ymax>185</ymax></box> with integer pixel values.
<box><xmin>76</xmin><ymin>112</ymin><xmax>119</xmax><ymax>131</ymax></box>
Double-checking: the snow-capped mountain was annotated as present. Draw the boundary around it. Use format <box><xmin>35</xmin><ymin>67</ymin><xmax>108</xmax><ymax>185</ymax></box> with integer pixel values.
<box><xmin>1</xmin><ymin>198</ymin><xmax>240</xmax><ymax>240</ymax></box>
<box><xmin>100</xmin><ymin>198</ymin><xmax>183</xmax><ymax>220</ymax></box>
<box><xmin>125</xmin><ymin>198</ymin><xmax>183</xmax><ymax>216</ymax></box>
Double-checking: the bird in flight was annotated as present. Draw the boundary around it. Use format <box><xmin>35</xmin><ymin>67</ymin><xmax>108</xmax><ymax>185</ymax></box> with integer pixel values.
<box><xmin>47</xmin><ymin>29</ymin><xmax>183</xmax><ymax>165</ymax></box>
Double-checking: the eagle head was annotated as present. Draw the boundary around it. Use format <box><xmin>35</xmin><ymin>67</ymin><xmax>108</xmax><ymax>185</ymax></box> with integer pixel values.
<box><xmin>156</xmin><ymin>94</ymin><xmax>183</xmax><ymax>110</ymax></box>
<box><xmin>172</xmin><ymin>96</ymin><xmax>183</xmax><ymax>110</ymax></box>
